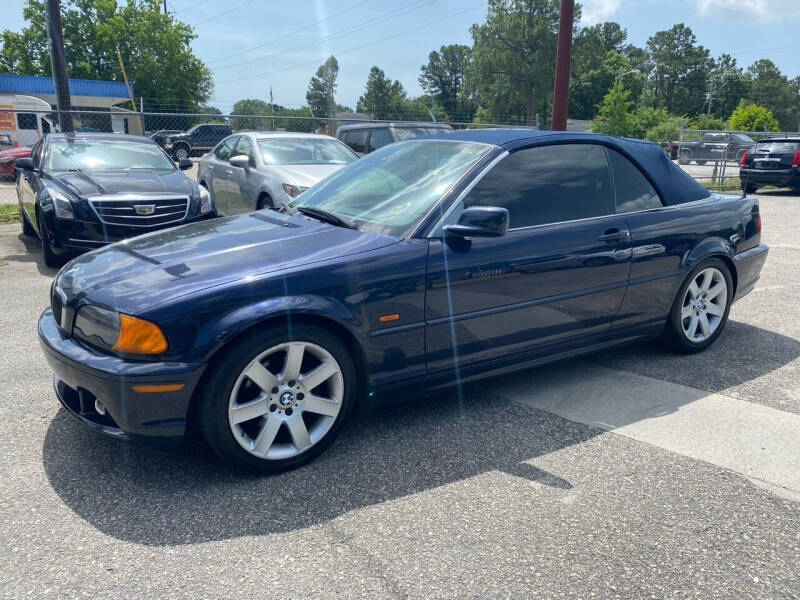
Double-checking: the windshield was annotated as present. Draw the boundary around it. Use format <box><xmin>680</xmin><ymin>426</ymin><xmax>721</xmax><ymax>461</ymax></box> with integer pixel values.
<box><xmin>46</xmin><ymin>139</ymin><xmax>175</xmax><ymax>171</ymax></box>
<box><xmin>289</xmin><ymin>140</ymin><xmax>490</xmax><ymax>237</ymax></box>
<box><xmin>394</xmin><ymin>127</ymin><xmax>452</xmax><ymax>141</ymax></box>
<box><xmin>731</xmin><ymin>134</ymin><xmax>754</xmax><ymax>142</ymax></box>
<box><xmin>755</xmin><ymin>141</ymin><xmax>799</xmax><ymax>153</ymax></box>
<box><xmin>258</xmin><ymin>138</ymin><xmax>357</xmax><ymax>165</ymax></box>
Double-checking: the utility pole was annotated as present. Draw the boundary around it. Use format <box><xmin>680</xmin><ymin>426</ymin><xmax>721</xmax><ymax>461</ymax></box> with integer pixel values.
<box><xmin>45</xmin><ymin>0</ymin><xmax>73</xmax><ymax>132</ymax></box>
<box><xmin>550</xmin><ymin>0</ymin><xmax>574</xmax><ymax>131</ymax></box>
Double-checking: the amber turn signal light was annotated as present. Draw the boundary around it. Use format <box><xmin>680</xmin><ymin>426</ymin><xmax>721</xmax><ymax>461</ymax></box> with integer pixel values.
<box><xmin>132</xmin><ymin>383</ymin><xmax>185</xmax><ymax>393</ymax></box>
<box><xmin>378</xmin><ymin>313</ymin><xmax>400</xmax><ymax>322</ymax></box>
<box><xmin>112</xmin><ymin>315</ymin><xmax>168</xmax><ymax>354</ymax></box>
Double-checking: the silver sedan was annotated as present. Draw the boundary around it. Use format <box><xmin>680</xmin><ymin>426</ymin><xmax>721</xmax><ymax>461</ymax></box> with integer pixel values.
<box><xmin>197</xmin><ymin>132</ymin><xmax>358</xmax><ymax>215</ymax></box>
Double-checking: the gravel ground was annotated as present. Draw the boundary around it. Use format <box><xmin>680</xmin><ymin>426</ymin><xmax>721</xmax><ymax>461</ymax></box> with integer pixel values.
<box><xmin>0</xmin><ymin>191</ymin><xmax>798</xmax><ymax>598</ymax></box>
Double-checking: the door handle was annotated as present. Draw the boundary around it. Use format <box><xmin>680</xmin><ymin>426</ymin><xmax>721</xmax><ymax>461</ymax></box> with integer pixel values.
<box><xmin>597</xmin><ymin>228</ymin><xmax>630</xmax><ymax>242</ymax></box>
<box><xmin>226</xmin><ymin>169</ymin><xmax>233</xmax><ymax>175</ymax></box>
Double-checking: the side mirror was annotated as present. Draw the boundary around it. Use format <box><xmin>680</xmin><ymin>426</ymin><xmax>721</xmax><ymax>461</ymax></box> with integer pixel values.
<box><xmin>229</xmin><ymin>155</ymin><xmax>251</xmax><ymax>170</ymax></box>
<box><xmin>14</xmin><ymin>157</ymin><xmax>35</xmax><ymax>172</ymax></box>
<box><xmin>444</xmin><ymin>206</ymin><xmax>509</xmax><ymax>239</ymax></box>
<box><xmin>178</xmin><ymin>158</ymin><xmax>193</xmax><ymax>170</ymax></box>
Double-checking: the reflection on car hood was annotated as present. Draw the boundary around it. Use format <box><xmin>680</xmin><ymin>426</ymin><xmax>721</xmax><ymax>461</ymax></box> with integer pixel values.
<box><xmin>52</xmin><ymin>169</ymin><xmax>194</xmax><ymax>198</ymax></box>
<box><xmin>55</xmin><ymin>211</ymin><xmax>398</xmax><ymax>314</ymax></box>
<box><xmin>266</xmin><ymin>163</ymin><xmax>348</xmax><ymax>188</ymax></box>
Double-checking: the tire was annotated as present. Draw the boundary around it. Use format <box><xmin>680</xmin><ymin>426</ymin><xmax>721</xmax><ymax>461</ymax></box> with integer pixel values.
<box><xmin>257</xmin><ymin>193</ymin><xmax>274</xmax><ymax>210</ymax></box>
<box><xmin>743</xmin><ymin>182</ymin><xmax>758</xmax><ymax>194</ymax></box>
<box><xmin>661</xmin><ymin>258</ymin><xmax>733</xmax><ymax>354</ymax></box>
<box><xmin>679</xmin><ymin>150</ymin><xmax>692</xmax><ymax>165</ymax></box>
<box><xmin>696</xmin><ymin>160</ymin><xmax>707</xmax><ymax>166</ymax></box>
<box><xmin>197</xmin><ymin>324</ymin><xmax>357</xmax><ymax>473</ymax></box>
<box><xmin>20</xmin><ymin>207</ymin><xmax>36</xmax><ymax>236</ymax></box>
<box><xmin>37</xmin><ymin>213</ymin><xmax>66</xmax><ymax>268</ymax></box>
<box><xmin>173</xmin><ymin>143</ymin><xmax>190</xmax><ymax>160</ymax></box>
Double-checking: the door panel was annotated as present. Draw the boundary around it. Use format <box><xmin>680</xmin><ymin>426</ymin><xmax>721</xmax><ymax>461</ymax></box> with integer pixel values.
<box><xmin>425</xmin><ymin>216</ymin><xmax>631</xmax><ymax>372</ymax></box>
<box><xmin>210</xmin><ymin>137</ymin><xmax>237</xmax><ymax>215</ymax></box>
<box><xmin>228</xmin><ymin>136</ymin><xmax>256</xmax><ymax>214</ymax></box>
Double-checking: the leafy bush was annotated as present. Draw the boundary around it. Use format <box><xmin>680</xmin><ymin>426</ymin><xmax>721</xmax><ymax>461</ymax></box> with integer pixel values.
<box><xmin>728</xmin><ymin>100</ymin><xmax>779</xmax><ymax>132</ymax></box>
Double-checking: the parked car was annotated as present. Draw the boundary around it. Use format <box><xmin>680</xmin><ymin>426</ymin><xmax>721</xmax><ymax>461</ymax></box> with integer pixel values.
<box><xmin>0</xmin><ymin>144</ymin><xmax>30</xmax><ymax>179</ymax></box>
<box><xmin>739</xmin><ymin>137</ymin><xmax>800</xmax><ymax>193</ymax></box>
<box><xmin>38</xmin><ymin>129</ymin><xmax>768</xmax><ymax>473</ymax></box>
<box><xmin>16</xmin><ymin>133</ymin><xmax>215</xmax><ymax>267</ymax></box>
<box><xmin>336</xmin><ymin>121</ymin><xmax>452</xmax><ymax>155</ymax></box>
<box><xmin>197</xmin><ymin>132</ymin><xmax>358</xmax><ymax>215</ymax></box>
<box><xmin>162</xmin><ymin>123</ymin><xmax>232</xmax><ymax>159</ymax></box>
<box><xmin>148</xmin><ymin>129</ymin><xmax>184</xmax><ymax>148</ymax></box>
<box><xmin>669</xmin><ymin>132</ymin><xmax>755</xmax><ymax>164</ymax></box>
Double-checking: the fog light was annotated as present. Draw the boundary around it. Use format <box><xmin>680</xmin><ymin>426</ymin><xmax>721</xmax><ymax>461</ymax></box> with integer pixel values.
<box><xmin>94</xmin><ymin>399</ymin><xmax>106</xmax><ymax>415</ymax></box>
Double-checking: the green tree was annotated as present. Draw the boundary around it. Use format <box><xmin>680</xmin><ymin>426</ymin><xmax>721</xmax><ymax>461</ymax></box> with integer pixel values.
<box><xmin>747</xmin><ymin>59</ymin><xmax>798</xmax><ymax>131</ymax></box>
<box><xmin>0</xmin><ymin>0</ymin><xmax>212</xmax><ymax>114</ymax></box>
<box><xmin>470</xmin><ymin>0</ymin><xmax>561</xmax><ymax>125</ymax></box>
<box><xmin>631</xmin><ymin>106</ymin><xmax>671</xmax><ymax>139</ymax></box>
<box><xmin>646</xmin><ymin>24</ymin><xmax>711</xmax><ymax>115</ymax></box>
<box><xmin>230</xmin><ymin>99</ymin><xmax>270</xmax><ymax>130</ymax></box>
<box><xmin>706</xmin><ymin>54</ymin><xmax>750</xmax><ymax>120</ymax></box>
<box><xmin>305</xmin><ymin>56</ymin><xmax>339</xmax><ymax>120</ymax></box>
<box><xmin>687</xmin><ymin>114</ymin><xmax>725</xmax><ymax>130</ymax></box>
<box><xmin>591</xmin><ymin>80</ymin><xmax>635</xmax><ymax>136</ymax></box>
<box><xmin>728</xmin><ymin>100</ymin><xmax>779</xmax><ymax>132</ymax></box>
<box><xmin>356</xmin><ymin>66</ymin><xmax>407</xmax><ymax>119</ymax></box>
<box><xmin>419</xmin><ymin>44</ymin><xmax>474</xmax><ymax>121</ymax></box>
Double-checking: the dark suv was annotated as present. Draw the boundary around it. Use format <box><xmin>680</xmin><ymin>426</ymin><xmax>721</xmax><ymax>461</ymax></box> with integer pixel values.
<box><xmin>164</xmin><ymin>123</ymin><xmax>233</xmax><ymax>159</ymax></box>
<box><xmin>336</xmin><ymin>122</ymin><xmax>452</xmax><ymax>155</ymax></box>
<box><xmin>739</xmin><ymin>137</ymin><xmax>800</xmax><ymax>193</ymax></box>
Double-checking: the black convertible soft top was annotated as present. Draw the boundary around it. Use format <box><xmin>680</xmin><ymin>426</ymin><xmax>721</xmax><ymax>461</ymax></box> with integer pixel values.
<box><xmin>418</xmin><ymin>129</ymin><xmax>711</xmax><ymax>206</ymax></box>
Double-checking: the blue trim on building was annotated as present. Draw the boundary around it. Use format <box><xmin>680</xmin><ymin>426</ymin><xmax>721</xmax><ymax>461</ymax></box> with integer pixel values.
<box><xmin>0</xmin><ymin>74</ymin><xmax>132</xmax><ymax>99</ymax></box>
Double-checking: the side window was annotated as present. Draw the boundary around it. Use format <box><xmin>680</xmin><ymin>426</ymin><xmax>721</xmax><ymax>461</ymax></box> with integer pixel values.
<box><xmin>214</xmin><ymin>137</ymin><xmax>237</xmax><ymax>161</ymax></box>
<box><xmin>17</xmin><ymin>113</ymin><xmax>38</xmax><ymax>130</ymax></box>
<box><xmin>343</xmin><ymin>129</ymin><xmax>367</xmax><ymax>154</ymax></box>
<box><xmin>463</xmin><ymin>144</ymin><xmax>614</xmax><ymax>229</ymax></box>
<box><xmin>233</xmin><ymin>136</ymin><xmax>255</xmax><ymax>165</ymax></box>
<box><xmin>31</xmin><ymin>141</ymin><xmax>43</xmax><ymax>167</ymax></box>
<box><xmin>41</xmin><ymin>118</ymin><xmax>51</xmax><ymax>134</ymax></box>
<box><xmin>607</xmin><ymin>148</ymin><xmax>663</xmax><ymax>213</ymax></box>
<box><xmin>368</xmin><ymin>128</ymin><xmax>392</xmax><ymax>152</ymax></box>
<box><xmin>194</xmin><ymin>126</ymin><xmax>208</xmax><ymax>138</ymax></box>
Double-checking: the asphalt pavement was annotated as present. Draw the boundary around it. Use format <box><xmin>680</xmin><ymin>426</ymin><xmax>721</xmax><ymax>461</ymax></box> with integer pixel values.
<box><xmin>0</xmin><ymin>190</ymin><xmax>798</xmax><ymax>598</ymax></box>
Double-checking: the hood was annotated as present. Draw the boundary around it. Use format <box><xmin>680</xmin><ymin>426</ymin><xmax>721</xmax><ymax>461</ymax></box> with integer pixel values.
<box><xmin>55</xmin><ymin>210</ymin><xmax>397</xmax><ymax>314</ymax></box>
<box><xmin>267</xmin><ymin>163</ymin><xmax>348</xmax><ymax>188</ymax></box>
<box><xmin>0</xmin><ymin>146</ymin><xmax>30</xmax><ymax>158</ymax></box>
<box><xmin>52</xmin><ymin>169</ymin><xmax>195</xmax><ymax>198</ymax></box>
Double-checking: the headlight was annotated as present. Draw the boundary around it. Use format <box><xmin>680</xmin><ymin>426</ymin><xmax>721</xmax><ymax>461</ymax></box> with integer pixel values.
<box><xmin>46</xmin><ymin>186</ymin><xmax>75</xmax><ymax>219</ymax></box>
<box><xmin>282</xmin><ymin>183</ymin><xmax>309</xmax><ymax>198</ymax></box>
<box><xmin>198</xmin><ymin>184</ymin><xmax>213</xmax><ymax>214</ymax></box>
<box><xmin>74</xmin><ymin>305</ymin><xmax>168</xmax><ymax>354</ymax></box>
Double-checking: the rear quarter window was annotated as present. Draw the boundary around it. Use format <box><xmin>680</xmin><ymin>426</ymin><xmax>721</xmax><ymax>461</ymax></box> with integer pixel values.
<box><xmin>755</xmin><ymin>142</ymin><xmax>799</xmax><ymax>153</ymax></box>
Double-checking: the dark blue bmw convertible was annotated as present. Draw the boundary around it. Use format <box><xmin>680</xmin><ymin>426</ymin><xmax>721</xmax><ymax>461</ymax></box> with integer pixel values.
<box><xmin>39</xmin><ymin>129</ymin><xmax>768</xmax><ymax>472</ymax></box>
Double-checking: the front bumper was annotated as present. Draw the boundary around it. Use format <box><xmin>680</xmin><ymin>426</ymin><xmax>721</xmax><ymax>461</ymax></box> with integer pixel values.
<box><xmin>740</xmin><ymin>168</ymin><xmax>800</xmax><ymax>188</ymax></box>
<box><xmin>38</xmin><ymin>308</ymin><xmax>206</xmax><ymax>448</ymax></box>
<box><xmin>733</xmin><ymin>243</ymin><xmax>769</xmax><ymax>302</ymax></box>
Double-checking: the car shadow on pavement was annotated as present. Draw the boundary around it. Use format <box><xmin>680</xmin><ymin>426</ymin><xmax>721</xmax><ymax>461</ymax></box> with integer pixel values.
<box><xmin>1</xmin><ymin>232</ymin><xmax>60</xmax><ymax>276</ymax></box>
<box><xmin>41</xmin><ymin>321</ymin><xmax>800</xmax><ymax>547</ymax></box>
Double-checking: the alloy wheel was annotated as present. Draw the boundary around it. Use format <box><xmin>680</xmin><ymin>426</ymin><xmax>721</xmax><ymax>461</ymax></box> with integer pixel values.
<box><xmin>174</xmin><ymin>146</ymin><xmax>189</xmax><ymax>160</ymax></box>
<box><xmin>680</xmin><ymin>267</ymin><xmax>727</xmax><ymax>342</ymax></box>
<box><xmin>228</xmin><ymin>341</ymin><xmax>344</xmax><ymax>460</ymax></box>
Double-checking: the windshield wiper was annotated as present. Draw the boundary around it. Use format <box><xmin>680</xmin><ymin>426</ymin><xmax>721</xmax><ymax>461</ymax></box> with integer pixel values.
<box><xmin>296</xmin><ymin>206</ymin><xmax>358</xmax><ymax>230</ymax></box>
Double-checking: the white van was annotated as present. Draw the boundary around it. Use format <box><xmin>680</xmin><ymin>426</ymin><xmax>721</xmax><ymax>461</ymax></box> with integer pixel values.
<box><xmin>0</xmin><ymin>94</ymin><xmax>57</xmax><ymax>148</ymax></box>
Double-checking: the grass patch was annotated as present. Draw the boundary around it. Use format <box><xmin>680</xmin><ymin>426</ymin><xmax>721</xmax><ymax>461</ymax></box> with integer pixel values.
<box><xmin>0</xmin><ymin>204</ymin><xmax>20</xmax><ymax>223</ymax></box>
<box><xmin>702</xmin><ymin>177</ymin><xmax>743</xmax><ymax>191</ymax></box>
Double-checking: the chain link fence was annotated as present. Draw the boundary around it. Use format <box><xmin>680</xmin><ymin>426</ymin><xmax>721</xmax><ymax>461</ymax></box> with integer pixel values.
<box><xmin>672</xmin><ymin>124</ymin><xmax>800</xmax><ymax>190</ymax></box>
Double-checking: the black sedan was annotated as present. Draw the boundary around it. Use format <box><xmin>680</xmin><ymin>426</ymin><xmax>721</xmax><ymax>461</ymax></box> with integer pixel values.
<box><xmin>38</xmin><ymin>130</ymin><xmax>768</xmax><ymax>473</ymax></box>
<box><xmin>16</xmin><ymin>133</ymin><xmax>215</xmax><ymax>267</ymax></box>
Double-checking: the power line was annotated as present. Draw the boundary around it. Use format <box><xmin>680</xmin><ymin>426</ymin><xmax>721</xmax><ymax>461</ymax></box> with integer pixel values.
<box><xmin>209</xmin><ymin>0</ymin><xmax>431</xmax><ymax>72</ymax></box>
<box><xmin>190</xmin><ymin>0</ymin><xmax>259</xmax><ymax>27</ymax></box>
<box><xmin>205</xmin><ymin>0</ymin><xmax>372</xmax><ymax>66</ymax></box>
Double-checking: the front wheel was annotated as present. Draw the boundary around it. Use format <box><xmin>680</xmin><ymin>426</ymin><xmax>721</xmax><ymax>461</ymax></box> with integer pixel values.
<box><xmin>679</xmin><ymin>150</ymin><xmax>692</xmax><ymax>165</ymax></box>
<box><xmin>173</xmin><ymin>144</ymin><xmax>190</xmax><ymax>160</ymax></box>
<box><xmin>20</xmin><ymin>207</ymin><xmax>36</xmax><ymax>236</ymax></box>
<box><xmin>37</xmin><ymin>213</ymin><xmax>65</xmax><ymax>268</ymax></box>
<box><xmin>198</xmin><ymin>324</ymin><xmax>357</xmax><ymax>473</ymax></box>
<box><xmin>661</xmin><ymin>259</ymin><xmax>733</xmax><ymax>354</ymax></box>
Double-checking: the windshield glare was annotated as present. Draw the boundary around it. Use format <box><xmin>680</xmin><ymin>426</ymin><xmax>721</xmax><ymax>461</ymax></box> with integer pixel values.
<box><xmin>289</xmin><ymin>140</ymin><xmax>490</xmax><ymax>237</ymax></box>
<box><xmin>258</xmin><ymin>138</ymin><xmax>357</xmax><ymax>165</ymax></box>
<box><xmin>394</xmin><ymin>127</ymin><xmax>451</xmax><ymax>141</ymax></box>
<box><xmin>47</xmin><ymin>140</ymin><xmax>174</xmax><ymax>171</ymax></box>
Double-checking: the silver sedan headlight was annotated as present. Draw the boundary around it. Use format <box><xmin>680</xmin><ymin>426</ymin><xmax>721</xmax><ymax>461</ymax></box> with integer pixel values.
<box><xmin>198</xmin><ymin>185</ymin><xmax>213</xmax><ymax>214</ymax></box>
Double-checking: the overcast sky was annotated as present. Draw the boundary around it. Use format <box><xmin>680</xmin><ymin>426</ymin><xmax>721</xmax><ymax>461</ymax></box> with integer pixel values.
<box><xmin>4</xmin><ymin>0</ymin><xmax>800</xmax><ymax>112</ymax></box>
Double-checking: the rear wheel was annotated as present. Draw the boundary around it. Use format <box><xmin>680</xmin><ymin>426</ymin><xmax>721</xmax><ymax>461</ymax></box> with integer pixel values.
<box><xmin>257</xmin><ymin>193</ymin><xmax>274</xmax><ymax>210</ymax></box>
<box><xmin>37</xmin><ymin>213</ymin><xmax>65</xmax><ymax>268</ymax></box>
<box><xmin>661</xmin><ymin>259</ymin><xmax>732</xmax><ymax>354</ymax></box>
<box><xmin>173</xmin><ymin>143</ymin><xmax>190</xmax><ymax>160</ymax></box>
<box><xmin>743</xmin><ymin>182</ymin><xmax>758</xmax><ymax>194</ymax></box>
<box><xmin>198</xmin><ymin>324</ymin><xmax>356</xmax><ymax>473</ymax></box>
<box><xmin>679</xmin><ymin>149</ymin><xmax>692</xmax><ymax>165</ymax></box>
<box><xmin>696</xmin><ymin>160</ymin><xmax>707</xmax><ymax>165</ymax></box>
